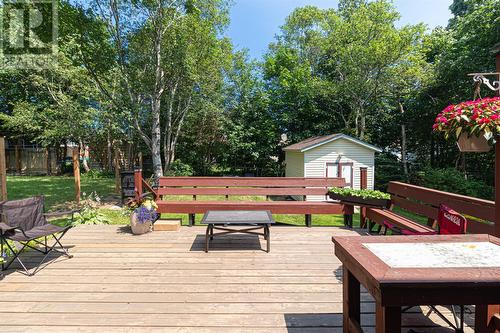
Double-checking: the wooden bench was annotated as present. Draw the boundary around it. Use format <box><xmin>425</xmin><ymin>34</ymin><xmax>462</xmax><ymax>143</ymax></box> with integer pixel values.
<box><xmin>134</xmin><ymin>171</ymin><xmax>354</xmax><ymax>227</ymax></box>
<box><xmin>362</xmin><ymin>181</ymin><xmax>495</xmax><ymax>235</ymax></box>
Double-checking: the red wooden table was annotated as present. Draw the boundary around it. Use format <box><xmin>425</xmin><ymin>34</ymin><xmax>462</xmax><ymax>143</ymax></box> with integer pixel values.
<box><xmin>332</xmin><ymin>234</ymin><xmax>500</xmax><ymax>333</ymax></box>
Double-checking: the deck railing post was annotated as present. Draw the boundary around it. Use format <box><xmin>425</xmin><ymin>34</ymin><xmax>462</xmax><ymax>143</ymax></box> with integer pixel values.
<box><xmin>134</xmin><ymin>169</ymin><xmax>143</xmax><ymax>201</ymax></box>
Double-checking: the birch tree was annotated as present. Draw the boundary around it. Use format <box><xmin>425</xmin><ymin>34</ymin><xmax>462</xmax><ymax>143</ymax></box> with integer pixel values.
<box><xmin>77</xmin><ymin>0</ymin><xmax>229</xmax><ymax>179</ymax></box>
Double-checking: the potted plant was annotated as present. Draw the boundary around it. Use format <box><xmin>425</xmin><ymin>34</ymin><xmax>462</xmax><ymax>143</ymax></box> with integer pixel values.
<box><xmin>433</xmin><ymin>97</ymin><xmax>500</xmax><ymax>152</ymax></box>
<box><xmin>128</xmin><ymin>198</ymin><xmax>159</xmax><ymax>235</ymax></box>
<box><xmin>328</xmin><ymin>188</ymin><xmax>391</xmax><ymax>208</ymax></box>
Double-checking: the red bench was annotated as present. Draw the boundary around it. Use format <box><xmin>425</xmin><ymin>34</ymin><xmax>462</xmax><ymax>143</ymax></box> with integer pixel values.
<box><xmin>362</xmin><ymin>181</ymin><xmax>495</xmax><ymax>235</ymax></box>
<box><xmin>134</xmin><ymin>171</ymin><xmax>354</xmax><ymax>227</ymax></box>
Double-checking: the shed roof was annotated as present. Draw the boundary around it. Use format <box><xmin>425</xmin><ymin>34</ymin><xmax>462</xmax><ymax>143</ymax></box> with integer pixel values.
<box><xmin>282</xmin><ymin>134</ymin><xmax>382</xmax><ymax>153</ymax></box>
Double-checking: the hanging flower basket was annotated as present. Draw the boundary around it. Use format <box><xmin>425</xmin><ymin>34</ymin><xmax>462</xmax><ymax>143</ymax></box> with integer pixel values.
<box><xmin>456</xmin><ymin>132</ymin><xmax>491</xmax><ymax>152</ymax></box>
<box><xmin>433</xmin><ymin>97</ymin><xmax>499</xmax><ymax>152</ymax></box>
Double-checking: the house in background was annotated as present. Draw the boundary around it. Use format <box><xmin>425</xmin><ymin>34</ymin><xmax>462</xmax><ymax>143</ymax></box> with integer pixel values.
<box><xmin>283</xmin><ymin>134</ymin><xmax>382</xmax><ymax>201</ymax></box>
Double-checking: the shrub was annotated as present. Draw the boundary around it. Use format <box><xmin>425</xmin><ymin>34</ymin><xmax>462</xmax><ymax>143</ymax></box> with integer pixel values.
<box><xmin>165</xmin><ymin>160</ymin><xmax>194</xmax><ymax>176</ymax></box>
<box><xmin>73</xmin><ymin>192</ymin><xmax>110</xmax><ymax>225</ymax></box>
<box><xmin>412</xmin><ymin>167</ymin><xmax>494</xmax><ymax>200</ymax></box>
<box><xmin>82</xmin><ymin>169</ymin><xmax>114</xmax><ymax>179</ymax></box>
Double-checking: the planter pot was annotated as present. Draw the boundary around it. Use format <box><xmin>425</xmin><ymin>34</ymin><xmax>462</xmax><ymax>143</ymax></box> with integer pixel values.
<box><xmin>457</xmin><ymin>132</ymin><xmax>491</xmax><ymax>152</ymax></box>
<box><xmin>130</xmin><ymin>212</ymin><xmax>153</xmax><ymax>235</ymax></box>
<box><xmin>328</xmin><ymin>193</ymin><xmax>390</xmax><ymax>208</ymax></box>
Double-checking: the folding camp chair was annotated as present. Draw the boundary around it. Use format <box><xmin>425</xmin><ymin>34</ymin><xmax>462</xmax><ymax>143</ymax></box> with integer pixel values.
<box><xmin>0</xmin><ymin>196</ymin><xmax>76</xmax><ymax>276</ymax></box>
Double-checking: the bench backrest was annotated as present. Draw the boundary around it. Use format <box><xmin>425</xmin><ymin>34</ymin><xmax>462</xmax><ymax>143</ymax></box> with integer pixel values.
<box><xmin>156</xmin><ymin>177</ymin><xmax>345</xmax><ymax>199</ymax></box>
<box><xmin>388</xmin><ymin>181</ymin><xmax>495</xmax><ymax>235</ymax></box>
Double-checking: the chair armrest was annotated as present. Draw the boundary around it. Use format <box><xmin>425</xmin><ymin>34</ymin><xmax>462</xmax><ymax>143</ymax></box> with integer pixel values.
<box><xmin>44</xmin><ymin>210</ymin><xmax>80</xmax><ymax>218</ymax></box>
<box><xmin>0</xmin><ymin>222</ymin><xmax>16</xmax><ymax>234</ymax></box>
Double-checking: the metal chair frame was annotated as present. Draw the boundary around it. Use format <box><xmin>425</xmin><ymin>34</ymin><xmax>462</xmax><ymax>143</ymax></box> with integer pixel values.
<box><xmin>0</xmin><ymin>197</ymin><xmax>76</xmax><ymax>276</ymax></box>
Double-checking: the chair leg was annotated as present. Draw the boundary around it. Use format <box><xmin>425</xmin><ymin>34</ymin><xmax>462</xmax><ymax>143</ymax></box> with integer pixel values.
<box><xmin>51</xmin><ymin>231</ymin><xmax>73</xmax><ymax>258</ymax></box>
<box><xmin>450</xmin><ymin>305</ymin><xmax>464</xmax><ymax>333</ymax></box>
<box><xmin>2</xmin><ymin>241</ymin><xmax>31</xmax><ymax>276</ymax></box>
<box><xmin>2</xmin><ymin>229</ymin><xmax>73</xmax><ymax>276</ymax></box>
<box><xmin>29</xmin><ymin>231</ymin><xmax>73</xmax><ymax>276</ymax></box>
<box><xmin>429</xmin><ymin>305</ymin><xmax>462</xmax><ymax>331</ymax></box>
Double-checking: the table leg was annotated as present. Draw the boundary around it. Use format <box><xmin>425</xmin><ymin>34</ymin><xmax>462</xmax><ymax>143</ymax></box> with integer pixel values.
<box><xmin>375</xmin><ymin>302</ymin><xmax>401</xmax><ymax>333</ymax></box>
<box><xmin>209</xmin><ymin>224</ymin><xmax>214</xmax><ymax>240</ymax></box>
<box><xmin>343</xmin><ymin>268</ymin><xmax>361</xmax><ymax>333</ymax></box>
<box><xmin>205</xmin><ymin>224</ymin><xmax>210</xmax><ymax>253</ymax></box>
<box><xmin>475</xmin><ymin>304</ymin><xmax>500</xmax><ymax>333</ymax></box>
<box><xmin>265</xmin><ymin>224</ymin><xmax>270</xmax><ymax>253</ymax></box>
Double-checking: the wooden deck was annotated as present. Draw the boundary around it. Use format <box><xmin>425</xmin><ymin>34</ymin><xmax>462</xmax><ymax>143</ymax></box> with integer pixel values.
<box><xmin>0</xmin><ymin>225</ymin><xmax>475</xmax><ymax>332</ymax></box>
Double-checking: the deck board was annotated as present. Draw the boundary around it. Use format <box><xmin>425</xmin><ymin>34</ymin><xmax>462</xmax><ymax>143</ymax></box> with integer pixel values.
<box><xmin>0</xmin><ymin>225</ymin><xmax>475</xmax><ymax>332</ymax></box>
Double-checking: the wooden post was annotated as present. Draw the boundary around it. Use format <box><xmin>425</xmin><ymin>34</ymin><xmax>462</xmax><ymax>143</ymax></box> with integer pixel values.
<box><xmin>485</xmin><ymin>46</ymin><xmax>500</xmax><ymax>332</ymax></box>
<box><xmin>0</xmin><ymin>137</ymin><xmax>7</xmax><ymax>200</ymax></box>
<box><xmin>134</xmin><ymin>169</ymin><xmax>143</xmax><ymax>201</ymax></box>
<box><xmin>495</xmin><ymin>50</ymin><xmax>500</xmax><ymax>238</ymax></box>
<box><xmin>73</xmin><ymin>149</ymin><xmax>80</xmax><ymax>204</ymax></box>
<box><xmin>114</xmin><ymin>148</ymin><xmax>121</xmax><ymax>193</ymax></box>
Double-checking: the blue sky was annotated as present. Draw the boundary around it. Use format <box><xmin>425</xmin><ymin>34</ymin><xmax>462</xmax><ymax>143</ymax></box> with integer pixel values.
<box><xmin>226</xmin><ymin>0</ymin><xmax>453</xmax><ymax>59</ymax></box>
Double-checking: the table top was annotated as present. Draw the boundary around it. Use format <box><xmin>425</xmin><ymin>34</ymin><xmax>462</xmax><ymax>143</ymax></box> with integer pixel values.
<box><xmin>333</xmin><ymin>234</ymin><xmax>500</xmax><ymax>306</ymax></box>
<box><xmin>364</xmin><ymin>241</ymin><xmax>500</xmax><ymax>268</ymax></box>
<box><xmin>201</xmin><ymin>210</ymin><xmax>275</xmax><ymax>225</ymax></box>
<box><xmin>332</xmin><ymin>234</ymin><xmax>500</xmax><ymax>284</ymax></box>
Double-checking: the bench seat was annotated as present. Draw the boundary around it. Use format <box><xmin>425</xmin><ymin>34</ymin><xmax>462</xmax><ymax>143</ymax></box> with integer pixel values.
<box><xmin>366</xmin><ymin>208</ymin><xmax>436</xmax><ymax>235</ymax></box>
<box><xmin>157</xmin><ymin>200</ymin><xmax>353</xmax><ymax>215</ymax></box>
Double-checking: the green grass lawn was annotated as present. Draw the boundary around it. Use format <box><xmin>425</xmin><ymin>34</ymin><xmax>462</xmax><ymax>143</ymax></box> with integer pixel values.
<box><xmin>7</xmin><ymin>175</ymin><xmax>115</xmax><ymax>209</ymax></box>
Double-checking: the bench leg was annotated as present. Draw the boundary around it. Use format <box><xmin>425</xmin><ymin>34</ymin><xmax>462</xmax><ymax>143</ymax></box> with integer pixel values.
<box><xmin>189</xmin><ymin>214</ymin><xmax>195</xmax><ymax>227</ymax></box>
<box><xmin>343</xmin><ymin>214</ymin><xmax>353</xmax><ymax>228</ymax></box>
<box><xmin>360</xmin><ymin>207</ymin><xmax>367</xmax><ymax>228</ymax></box>
<box><xmin>305</xmin><ymin>214</ymin><xmax>312</xmax><ymax>228</ymax></box>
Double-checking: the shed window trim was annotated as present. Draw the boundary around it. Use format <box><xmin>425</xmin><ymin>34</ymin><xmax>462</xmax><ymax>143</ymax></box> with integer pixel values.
<box><xmin>326</xmin><ymin>162</ymin><xmax>353</xmax><ymax>187</ymax></box>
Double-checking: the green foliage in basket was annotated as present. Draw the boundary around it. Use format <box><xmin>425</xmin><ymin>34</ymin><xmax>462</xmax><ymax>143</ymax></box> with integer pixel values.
<box><xmin>329</xmin><ymin>187</ymin><xmax>390</xmax><ymax>200</ymax></box>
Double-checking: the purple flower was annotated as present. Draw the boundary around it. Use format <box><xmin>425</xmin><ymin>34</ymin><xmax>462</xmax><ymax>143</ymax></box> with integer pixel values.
<box><xmin>134</xmin><ymin>206</ymin><xmax>158</xmax><ymax>224</ymax></box>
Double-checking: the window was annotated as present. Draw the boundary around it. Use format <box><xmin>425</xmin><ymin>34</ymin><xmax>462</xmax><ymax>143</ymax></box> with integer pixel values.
<box><xmin>326</xmin><ymin>162</ymin><xmax>353</xmax><ymax>188</ymax></box>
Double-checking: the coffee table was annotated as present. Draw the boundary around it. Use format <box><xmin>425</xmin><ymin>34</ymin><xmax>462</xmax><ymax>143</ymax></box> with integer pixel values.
<box><xmin>201</xmin><ymin>210</ymin><xmax>275</xmax><ymax>253</ymax></box>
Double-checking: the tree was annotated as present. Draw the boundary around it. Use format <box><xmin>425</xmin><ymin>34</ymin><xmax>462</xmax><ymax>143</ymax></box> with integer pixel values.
<box><xmin>264</xmin><ymin>1</ymin><xmax>425</xmax><ymax>145</ymax></box>
<box><xmin>76</xmin><ymin>0</ymin><xmax>231</xmax><ymax>179</ymax></box>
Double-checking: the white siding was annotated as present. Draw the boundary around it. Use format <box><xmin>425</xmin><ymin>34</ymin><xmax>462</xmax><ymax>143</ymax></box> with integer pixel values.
<box><xmin>285</xmin><ymin>151</ymin><xmax>304</xmax><ymax>177</ymax></box>
<box><xmin>303</xmin><ymin>138</ymin><xmax>375</xmax><ymax>201</ymax></box>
